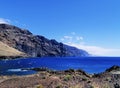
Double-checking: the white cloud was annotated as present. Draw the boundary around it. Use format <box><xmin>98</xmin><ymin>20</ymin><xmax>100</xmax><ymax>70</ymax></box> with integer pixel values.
<box><xmin>65</xmin><ymin>42</ymin><xmax>120</xmax><ymax>56</ymax></box>
<box><xmin>61</xmin><ymin>33</ymin><xmax>84</xmax><ymax>43</ymax></box>
<box><xmin>61</xmin><ymin>32</ymin><xmax>120</xmax><ymax>56</ymax></box>
<box><xmin>64</xmin><ymin>36</ymin><xmax>73</xmax><ymax>40</ymax></box>
<box><xmin>76</xmin><ymin>36</ymin><xmax>83</xmax><ymax>40</ymax></box>
<box><xmin>0</xmin><ymin>18</ymin><xmax>10</xmax><ymax>24</ymax></box>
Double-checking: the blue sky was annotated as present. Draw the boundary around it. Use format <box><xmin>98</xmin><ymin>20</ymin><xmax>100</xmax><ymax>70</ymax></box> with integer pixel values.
<box><xmin>0</xmin><ymin>0</ymin><xmax>120</xmax><ymax>56</ymax></box>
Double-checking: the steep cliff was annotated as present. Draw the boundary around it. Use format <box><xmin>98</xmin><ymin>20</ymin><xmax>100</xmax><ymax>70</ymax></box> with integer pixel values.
<box><xmin>0</xmin><ymin>24</ymin><xmax>89</xmax><ymax>57</ymax></box>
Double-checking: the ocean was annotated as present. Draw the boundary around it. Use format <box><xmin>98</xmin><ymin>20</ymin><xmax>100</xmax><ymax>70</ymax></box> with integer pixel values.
<box><xmin>0</xmin><ymin>57</ymin><xmax>120</xmax><ymax>75</ymax></box>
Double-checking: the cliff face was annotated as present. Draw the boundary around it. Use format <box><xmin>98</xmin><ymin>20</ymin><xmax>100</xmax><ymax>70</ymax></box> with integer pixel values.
<box><xmin>0</xmin><ymin>24</ymin><xmax>89</xmax><ymax>57</ymax></box>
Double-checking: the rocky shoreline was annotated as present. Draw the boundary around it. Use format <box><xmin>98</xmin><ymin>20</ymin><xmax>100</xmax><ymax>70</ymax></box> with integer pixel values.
<box><xmin>0</xmin><ymin>65</ymin><xmax>120</xmax><ymax>88</ymax></box>
<box><xmin>0</xmin><ymin>56</ymin><xmax>26</xmax><ymax>60</ymax></box>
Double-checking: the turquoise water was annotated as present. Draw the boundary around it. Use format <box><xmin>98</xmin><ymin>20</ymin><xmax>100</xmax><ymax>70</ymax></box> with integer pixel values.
<box><xmin>0</xmin><ymin>57</ymin><xmax>120</xmax><ymax>75</ymax></box>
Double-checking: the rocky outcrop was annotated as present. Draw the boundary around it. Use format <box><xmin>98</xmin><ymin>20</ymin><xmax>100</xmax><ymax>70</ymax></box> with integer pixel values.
<box><xmin>105</xmin><ymin>65</ymin><xmax>120</xmax><ymax>72</ymax></box>
<box><xmin>0</xmin><ymin>24</ymin><xmax>89</xmax><ymax>57</ymax></box>
<box><xmin>1</xmin><ymin>66</ymin><xmax>120</xmax><ymax>88</ymax></box>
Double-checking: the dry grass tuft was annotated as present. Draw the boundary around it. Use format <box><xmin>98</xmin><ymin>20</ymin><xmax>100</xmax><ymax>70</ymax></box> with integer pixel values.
<box><xmin>0</xmin><ymin>41</ymin><xmax>24</xmax><ymax>56</ymax></box>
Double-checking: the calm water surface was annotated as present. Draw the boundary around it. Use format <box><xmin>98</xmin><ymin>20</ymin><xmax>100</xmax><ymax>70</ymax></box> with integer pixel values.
<box><xmin>0</xmin><ymin>57</ymin><xmax>120</xmax><ymax>75</ymax></box>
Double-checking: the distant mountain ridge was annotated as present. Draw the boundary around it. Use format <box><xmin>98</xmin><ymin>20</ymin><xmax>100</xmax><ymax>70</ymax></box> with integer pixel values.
<box><xmin>0</xmin><ymin>24</ymin><xmax>89</xmax><ymax>58</ymax></box>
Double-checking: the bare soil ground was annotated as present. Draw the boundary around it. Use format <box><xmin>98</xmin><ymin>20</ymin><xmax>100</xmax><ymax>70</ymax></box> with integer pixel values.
<box><xmin>0</xmin><ymin>69</ymin><xmax>120</xmax><ymax>88</ymax></box>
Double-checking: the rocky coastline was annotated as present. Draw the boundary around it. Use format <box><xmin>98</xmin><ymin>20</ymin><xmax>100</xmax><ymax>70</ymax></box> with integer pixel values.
<box><xmin>0</xmin><ymin>55</ymin><xmax>26</xmax><ymax>60</ymax></box>
<box><xmin>0</xmin><ymin>24</ymin><xmax>119</xmax><ymax>88</ymax></box>
<box><xmin>0</xmin><ymin>65</ymin><xmax>120</xmax><ymax>88</ymax></box>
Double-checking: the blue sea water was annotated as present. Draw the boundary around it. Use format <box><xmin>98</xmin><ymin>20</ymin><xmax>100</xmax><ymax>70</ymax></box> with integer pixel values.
<box><xmin>0</xmin><ymin>57</ymin><xmax>120</xmax><ymax>75</ymax></box>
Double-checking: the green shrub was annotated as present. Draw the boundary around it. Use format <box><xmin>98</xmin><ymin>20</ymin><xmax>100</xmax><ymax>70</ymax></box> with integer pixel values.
<box><xmin>89</xmin><ymin>85</ymin><xmax>94</xmax><ymax>88</ymax></box>
<box><xmin>105</xmin><ymin>77</ymin><xmax>111</xmax><ymax>81</ymax></box>
<box><xmin>82</xmin><ymin>78</ymin><xmax>87</xmax><ymax>81</ymax></box>
<box><xmin>41</xmin><ymin>76</ymin><xmax>46</xmax><ymax>79</ymax></box>
<box><xmin>36</xmin><ymin>84</ymin><xmax>44</xmax><ymax>88</ymax></box>
<box><xmin>56</xmin><ymin>85</ymin><xmax>62</xmax><ymax>88</ymax></box>
<box><xmin>64</xmin><ymin>74</ymin><xmax>72</xmax><ymax>81</ymax></box>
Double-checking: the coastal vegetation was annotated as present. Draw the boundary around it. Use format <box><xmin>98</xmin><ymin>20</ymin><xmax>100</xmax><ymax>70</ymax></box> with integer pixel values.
<box><xmin>0</xmin><ymin>65</ymin><xmax>120</xmax><ymax>88</ymax></box>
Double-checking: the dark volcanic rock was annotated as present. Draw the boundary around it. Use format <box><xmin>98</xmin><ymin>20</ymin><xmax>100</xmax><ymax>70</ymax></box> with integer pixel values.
<box><xmin>0</xmin><ymin>24</ymin><xmax>89</xmax><ymax>57</ymax></box>
<box><xmin>105</xmin><ymin>65</ymin><xmax>120</xmax><ymax>72</ymax></box>
<box><xmin>0</xmin><ymin>56</ymin><xmax>24</xmax><ymax>59</ymax></box>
